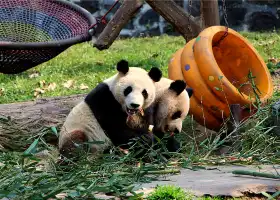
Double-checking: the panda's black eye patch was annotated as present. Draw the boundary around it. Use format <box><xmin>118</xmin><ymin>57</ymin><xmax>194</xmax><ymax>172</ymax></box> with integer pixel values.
<box><xmin>124</xmin><ymin>86</ymin><xmax>132</xmax><ymax>96</ymax></box>
<box><xmin>171</xmin><ymin>111</ymin><xmax>181</xmax><ymax>120</ymax></box>
<box><xmin>142</xmin><ymin>89</ymin><xmax>148</xmax><ymax>99</ymax></box>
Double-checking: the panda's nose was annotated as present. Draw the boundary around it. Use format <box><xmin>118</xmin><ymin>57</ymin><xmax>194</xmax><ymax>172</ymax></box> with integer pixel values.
<box><xmin>130</xmin><ymin>103</ymin><xmax>140</xmax><ymax>109</ymax></box>
<box><xmin>174</xmin><ymin>128</ymin><xmax>179</xmax><ymax>134</ymax></box>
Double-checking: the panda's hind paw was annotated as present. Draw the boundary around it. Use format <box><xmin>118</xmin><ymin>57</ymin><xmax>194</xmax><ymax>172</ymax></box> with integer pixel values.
<box><xmin>59</xmin><ymin>130</ymin><xmax>88</xmax><ymax>160</ymax></box>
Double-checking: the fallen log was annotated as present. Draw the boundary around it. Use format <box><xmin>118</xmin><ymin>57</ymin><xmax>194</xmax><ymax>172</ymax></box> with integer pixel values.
<box><xmin>0</xmin><ymin>94</ymin><xmax>86</xmax><ymax>151</ymax></box>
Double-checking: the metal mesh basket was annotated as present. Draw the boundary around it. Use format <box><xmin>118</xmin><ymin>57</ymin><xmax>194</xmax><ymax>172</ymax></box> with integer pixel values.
<box><xmin>0</xmin><ymin>0</ymin><xmax>96</xmax><ymax>74</ymax></box>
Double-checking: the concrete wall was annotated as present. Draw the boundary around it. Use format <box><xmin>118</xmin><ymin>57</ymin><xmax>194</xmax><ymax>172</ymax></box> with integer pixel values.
<box><xmin>69</xmin><ymin>0</ymin><xmax>280</xmax><ymax>38</ymax></box>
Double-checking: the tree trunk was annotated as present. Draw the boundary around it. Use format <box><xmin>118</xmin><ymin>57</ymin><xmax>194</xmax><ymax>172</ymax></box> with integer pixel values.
<box><xmin>145</xmin><ymin>0</ymin><xmax>202</xmax><ymax>41</ymax></box>
<box><xmin>0</xmin><ymin>94</ymin><xmax>86</xmax><ymax>151</ymax></box>
<box><xmin>93</xmin><ymin>0</ymin><xmax>143</xmax><ymax>50</ymax></box>
<box><xmin>200</xmin><ymin>0</ymin><xmax>220</xmax><ymax>28</ymax></box>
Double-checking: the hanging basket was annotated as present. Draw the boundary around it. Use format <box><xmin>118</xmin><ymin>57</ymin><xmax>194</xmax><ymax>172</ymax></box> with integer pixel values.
<box><xmin>0</xmin><ymin>0</ymin><xmax>97</xmax><ymax>74</ymax></box>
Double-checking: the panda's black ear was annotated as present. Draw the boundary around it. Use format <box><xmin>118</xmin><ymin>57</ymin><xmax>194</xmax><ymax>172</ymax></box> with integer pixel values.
<box><xmin>148</xmin><ymin>67</ymin><xmax>162</xmax><ymax>82</ymax></box>
<box><xmin>169</xmin><ymin>80</ymin><xmax>186</xmax><ymax>96</ymax></box>
<box><xmin>117</xmin><ymin>59</ymin><xmax>129</xmax><ymax>75</ymax></box>
<box><xmin>186</xmin><ymin>88</ymin><xmax>193</xmax><ymax>98</ymax></box>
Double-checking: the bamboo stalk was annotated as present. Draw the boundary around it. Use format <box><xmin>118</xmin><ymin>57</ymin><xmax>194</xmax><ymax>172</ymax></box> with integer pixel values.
<box><xmin>232</xmin><ymin>170</ymin><xmax>280</xmax><ymax>180</ymax></box>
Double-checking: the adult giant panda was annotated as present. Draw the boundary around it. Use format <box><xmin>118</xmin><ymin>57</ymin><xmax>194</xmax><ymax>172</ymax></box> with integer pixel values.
<box><xmin>126</xmin><ymin>78</ymin><xmax>193</xmax><ymax>157</ymax></box>
<box><xmin>58</xmin><ymin>60</ymin><xmax>162</xmax><ymax>159</ymax></box>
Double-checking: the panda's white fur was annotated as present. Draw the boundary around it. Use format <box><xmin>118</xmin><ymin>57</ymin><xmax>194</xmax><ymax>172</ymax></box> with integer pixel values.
<box><xmin>58</xmin><ymin>60</ymin><xmax>162</xmax><ymax>158</ymax></box>
<box><xmin>126</xmin><ymin>77</ymin><xmax>193</xmax><ymax>155</ymax></box>
<box><xmin>58</xmin><ymin>101</ymin><xmax>112</xmax><ymax>156</ymax></box>
<box><xmin>104</xmin><ymin>67</ymin><xmax>156</xmax><ymax>113</ymax></box>
<box><xmin>149</xmin><ymin>77</ymin><xmax>193</xmax><ymax>134</ymax></box>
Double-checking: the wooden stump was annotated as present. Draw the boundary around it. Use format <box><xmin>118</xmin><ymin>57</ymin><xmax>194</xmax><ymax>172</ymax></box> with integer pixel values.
<box><xmin>200</xmin><ymin>0</ymin><xmax>220</xmax><ymax>28</ymax></box>
<box><xmin>216</xmin><ymin>104</ymin><xmax>242</xmax><ymax>155</ymax></box>
<box><xmin>227</xmin><ymin>104</ymin><xmax>241</xmax><ymax>137</ymax></box>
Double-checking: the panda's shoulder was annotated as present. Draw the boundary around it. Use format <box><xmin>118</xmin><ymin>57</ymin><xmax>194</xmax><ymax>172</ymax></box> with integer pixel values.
<box><xmin>86</xmin><ymin>82</ymin><xmax>110</xmax><ymax>97</ymax></box>
<box><xmin>85</xmin><ymin>82</ymin><xmax>115</xmax><ymax>107</ymax></box>
<box><xmin>84</xmin><ymin>82</ymin><xmax>123</xmax><ymax>118</ymax></box>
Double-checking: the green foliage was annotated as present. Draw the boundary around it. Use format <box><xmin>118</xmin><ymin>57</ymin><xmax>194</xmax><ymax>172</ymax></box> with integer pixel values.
<box><xmin>0</xmin><ymin>147</ymin><xmax>159</xmax><ymax>199</ymax></box>
<box><xmin>0</xmin><ymin>35</ymin><xmax>184</xmax><ymax>104</ymax></box>
<box><xmin>1</xmin><ymin>31</ymin><xmax>280</xmax><ymax>104</ymax></box>
<box><xmin>147</xmin><ymin>185</ymin><xmax>194</xmax><ymax>200</ymax></box>
<box><xmin>267</xmin><ymin>61</ymin><xmax>280</xmax><ymax>73</ymax></box>
<box><xmin>146</xmin><ymin>185</ymin><xmax>232</xmax><ymax>200</ymax></box>
<box><xmin>0</xmin><ymin>32</ymin><xmax>280</xmax><ymax>199</ymax></box>
<box><xmin>262</xmin><ymin>190</ymin><xmax>280</xmax><ymax>200</ymax></box>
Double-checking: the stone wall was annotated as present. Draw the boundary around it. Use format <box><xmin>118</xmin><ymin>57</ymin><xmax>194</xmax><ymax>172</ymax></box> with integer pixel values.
<box><xmin>69</xmin><ymin>0</ymin><xmax>280</xmax><ymax>38</ymax></box>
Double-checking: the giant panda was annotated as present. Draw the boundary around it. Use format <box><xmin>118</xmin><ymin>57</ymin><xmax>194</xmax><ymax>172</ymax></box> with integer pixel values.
<box><xmin>147</xmin><ymin>78</ymin><xmax>193</xmax><ymax>153</ymax></box>
<box><xmin>126</xmin><ymin>78</ymin><xmax>193</xmax><ymax>158</ymax></box>
<box><xmin>58</xmin><ymin>59</ymin><xmax>162</xmax><ymax>159</ymax></box>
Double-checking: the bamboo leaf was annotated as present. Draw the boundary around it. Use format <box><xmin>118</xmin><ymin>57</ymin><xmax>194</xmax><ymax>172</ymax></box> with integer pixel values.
<box><xmin>50</xmin><ymin>126</ymin><xmax>58</xmax><ymax>136</ymax></box>
<box><xmin>272</xmin><ymin>190</ymin><xmax>280</xmax><ymax>198</ymax></box>
<box><xmin>23</xmin><ymin>138</ymin><xmax>39</xmax><ymax>156</ymax></box>
<box><xmin>261</xmin><ymin>191</ymin><xmax>274</xmax><ymax>199</ymax></box>
<box><xmin>214</xmin><ymin>87</ymin><xmax>221</xmax><ymax>91</ymax></box>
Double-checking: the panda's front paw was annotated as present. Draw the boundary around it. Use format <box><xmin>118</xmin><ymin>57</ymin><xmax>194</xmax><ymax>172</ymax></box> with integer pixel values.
<box><xmin>152</xmin><ymin>128</ymin><xmax>165</xmax><ymax>140</ymax></box>
<box><xmin>166</xmin><ymin>136</ymin><xmax>181</xmax><ymax>152</ymax></box>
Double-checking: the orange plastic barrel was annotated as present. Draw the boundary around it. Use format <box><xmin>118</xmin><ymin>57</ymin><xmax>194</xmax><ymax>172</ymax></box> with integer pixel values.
<box><xmin>168</xmin><ymin>26</ymin><xmax>273</xmax><ymax>131</ymax></box>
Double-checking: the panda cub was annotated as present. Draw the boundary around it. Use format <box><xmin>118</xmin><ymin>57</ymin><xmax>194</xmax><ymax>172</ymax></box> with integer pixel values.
<box><xmin>127</xmin><ymin>78</ymin><xmax>193</xmax><ymax>155</ymax></box>
<box><xmin>147</xmin><ymin>78</ymin><xmax>193</xmax><ymax>152</ymax></box>
<box><xmin>58</xmin><ymin>60</ymin><xmax>162</xmax><ymax>158</ymax></box>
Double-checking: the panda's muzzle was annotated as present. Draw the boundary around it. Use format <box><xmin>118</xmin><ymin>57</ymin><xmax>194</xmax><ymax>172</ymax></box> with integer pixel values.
<box><xmin>126</xmin><ymin>105</ymin><xmax>144</xmax><ymax>116</ymax></box>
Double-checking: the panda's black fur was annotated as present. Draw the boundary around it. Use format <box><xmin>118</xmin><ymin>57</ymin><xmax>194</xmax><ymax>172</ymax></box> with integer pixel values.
<box><xmin>150</xmin><ymin>81</ymin><xmax>194</xmax><ymax>153</ymax></box>
<box><xmin>84</xmin><ymin>82</ymin><xmax>150</xmax><ymax>149</ymax></box>
<box><xmin>125</xmin><ymin>78</ymin><xmax>194</xmax><ymax>160</ymax></box>
<box><xmin>58</xmin><ymin>60</ymin><xmax>162</xmax><ymax>159</ymax></box>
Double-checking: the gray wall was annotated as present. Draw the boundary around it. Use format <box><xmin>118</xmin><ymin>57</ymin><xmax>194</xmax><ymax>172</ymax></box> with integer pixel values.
<box><xmin>70</xmin><ymin>0</ymin><xmax>280</xmax><ymax>38</ymax></box>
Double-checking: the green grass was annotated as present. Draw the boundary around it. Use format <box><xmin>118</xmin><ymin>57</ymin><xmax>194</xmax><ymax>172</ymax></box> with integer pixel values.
<box><xmin>148</xmin><ymin>184</ymin><xmax>280</xmax><ymax>200</ymax></box>
<box><xmin>146</xmin><ymin>185</ymin><xmax>243</xmax><ymax>200</ymax></box>
<box><xmin>0</xmin><ymin>35</ymin><xmax>184</xmax><ymax>104</ymax></box>
<box><xmin>1</xmin><ymin>31</ymin><xmax>280</xmax><ymax>104</ymax></box>
<box><xmin>146</xmin><ymin>185</ymin><xmax>196</xmax><ymax>200</ymax></box>
<box><xmin>0</xmin><ymin>32</ymin><xmax>280</xmax><ymax>199</ymax></box>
